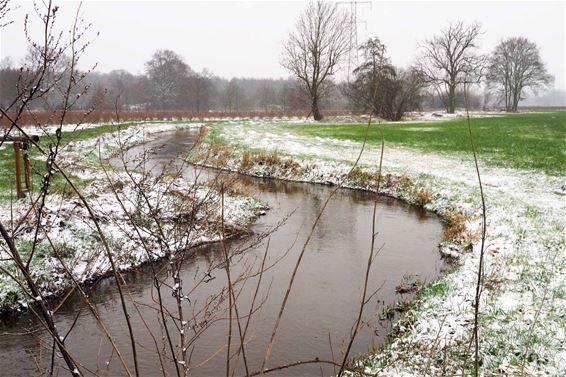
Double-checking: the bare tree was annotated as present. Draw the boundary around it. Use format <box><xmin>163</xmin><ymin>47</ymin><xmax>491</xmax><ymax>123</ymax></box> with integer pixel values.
<box><xmin>145</xmin><ymin>49</ymin><xmax>190</xmax><ymax>109</ymax></box>
<box><xmin>191</xmin><ymin>69</ymin><xmax>214</xmax><ymax>112</ymax></box>
<box><xmin>258</xmin><ymin>80</ymin><xmax>277</xmax><ymax>111</ymax></box>
<box><xmin>0</xmin><ymin>1</ymin><xmax>98</xmax><ymax>375</ymax></box>
<box><xmin>345</xmin><ymin>37</ymin><xmax>388</xmax><ymax>114</ymax></box>
<box><xmin>0</xmin><ymin>57</ymin><xmax>20</xmax><ymax>109</ymax></box>
<box><xmin>487</xmin><ymin>37</ymin><xmax>553</xmax><ymax>112</ymax></box>
<box><xmin>223</xmin><ymin>78</ymin><xmax>242</xmax><ymax>113</ymax></box>
<box><xmin>108</xmin><ymin>69</ymin><xmax>135</xmax><ymax>109</ymax></box>
<box><xmin>417</xmin><ymin>21</ymin><xmax>485</xmax><ymax>113</ymax></box>
<box><xmin>281</xmin><ymin>1</ymin><xmax>350</xmax><ymax>120</ymax></box>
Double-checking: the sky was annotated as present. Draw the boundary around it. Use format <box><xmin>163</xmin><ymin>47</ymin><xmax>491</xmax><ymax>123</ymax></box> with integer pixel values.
<box><xmin>1</xmin><ymin>0</ymin><xmax>565</xmax><ymax>90</ymax></box>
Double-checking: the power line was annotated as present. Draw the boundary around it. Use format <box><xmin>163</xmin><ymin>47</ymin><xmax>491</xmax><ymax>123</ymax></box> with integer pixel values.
<box><xmin>338</xmin><ymin>1</ymin><xmax>371</xmax><ymax>82</ymax></box>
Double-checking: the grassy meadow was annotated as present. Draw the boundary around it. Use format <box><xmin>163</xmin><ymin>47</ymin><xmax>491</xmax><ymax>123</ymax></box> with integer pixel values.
<box><xmin>284</xmin><ymin>112</ymin><xmax>566</xmax><ymax>175</ymax></box>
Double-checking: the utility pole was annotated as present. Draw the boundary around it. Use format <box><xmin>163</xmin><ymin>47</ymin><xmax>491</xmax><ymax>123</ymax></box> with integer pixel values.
<box><xmin>338</xmin><ymin>1</ymin><xmax>371</xmax><ymax>82</ymax></box>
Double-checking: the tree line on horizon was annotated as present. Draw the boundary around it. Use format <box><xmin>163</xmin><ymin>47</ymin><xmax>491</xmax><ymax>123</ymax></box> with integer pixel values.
<box><xmin>0</xmin><ymin>1</ymin><xmax>562</xmax><ymax>121</ymax></box>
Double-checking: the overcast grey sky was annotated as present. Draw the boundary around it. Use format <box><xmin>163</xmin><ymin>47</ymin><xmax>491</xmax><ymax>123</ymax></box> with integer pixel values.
<box><xmin>1</xmin><ymin>1</ymin><xmax>565</xmax><ymax>90</ymax></box>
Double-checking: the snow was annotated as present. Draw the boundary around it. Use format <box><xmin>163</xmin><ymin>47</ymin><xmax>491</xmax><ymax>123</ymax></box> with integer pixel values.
<box><xmin>191</xmin><ymin>118</ymin><xmax>566</xmax><ymax>376</ymax></box>
<box><xmin>2</xmin><ymin>122</ymin><xmax>102</xmax><ymax>137</ymax></box>
<box><xmin>402</xmin><ymin>110</ymin><xmax>506</xmax><ymax>122</ymax></box>
<box><xmin>0</xmin><ymin>121</ymin><xmax>264</xmax><ymax>315</ymax></box>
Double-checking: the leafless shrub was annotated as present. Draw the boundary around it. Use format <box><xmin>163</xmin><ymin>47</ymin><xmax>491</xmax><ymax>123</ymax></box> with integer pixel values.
<box><xmin>0</xmin><ymin>2</ymin><xmax>106</xmax><ymax>375</ymax></box>
<box><xmin>211</xmin><ymin>174</ymin><xmax>249</xmax><ymax>197</ymax></box>
<box><xmin>0</xmin><ymin>0</ymin><xmax>14</xmax><ymax>28</ymax></box>
<box><xmin>0</xmin><ymin>3</ymin><xmax>281</xmax><ymax>376</ymax></box>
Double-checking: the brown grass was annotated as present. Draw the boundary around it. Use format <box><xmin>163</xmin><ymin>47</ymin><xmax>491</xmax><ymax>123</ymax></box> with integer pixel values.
<box><xmin>415</xmin><ymin>188</ymin><xmax>433</xmax><ymax>206</ymax></box>
<box><xmin>240</xmin><ymin>151</ymin><xmax>254</xmax><ymax>171</ymax></box>
<box><xmin>251</xmin><ymin>150</ymin><xmax>301</xmax><ymax>174</ymax></box>
<box><xmin>345</xmin><ymin>169</ymin><xmax>423</xmax><ymax>197</ymax></box>
<box><xmin>380</xmin><ymin>173</ymin><xmax>412</xmax><ymax>191</ymax></box>
<box><xmin>442</xmin><ymin>210</ymin><xmax>470</xmax><ymax>242</ymax></box>
<box><xmin>209</xmin><ymin>143</ymin><xmax>232</xmax><ymax>168</ymax></box>
<box><xmin>347</xmin><ymin>167</ymin><xmax>377</xmax><ymax>184</ymax></box>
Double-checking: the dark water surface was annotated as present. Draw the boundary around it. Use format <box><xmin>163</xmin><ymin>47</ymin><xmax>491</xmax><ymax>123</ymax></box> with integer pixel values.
<box><xmin>0</xmin><ymin>128</ymin><xmax>444</xmax><ymax>376</ymax></box>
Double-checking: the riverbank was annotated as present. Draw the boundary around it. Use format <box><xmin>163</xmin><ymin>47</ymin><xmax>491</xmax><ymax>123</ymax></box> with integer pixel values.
<box><xmin>0</xmin><ymin>122</ymin><xmax>265</xmax><ymax>316</ymax></box>
<box><xmin>189</xmin><ymin>116</ymin><xmax>566</xmax><ymax>376</ymax></box>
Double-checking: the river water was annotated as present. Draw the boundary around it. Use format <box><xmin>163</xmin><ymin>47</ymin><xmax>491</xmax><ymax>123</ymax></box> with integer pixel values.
<box><xmin>0</xmin><ymin>128</ymin><xmax>444</xmax><ymax>376</ymax></box>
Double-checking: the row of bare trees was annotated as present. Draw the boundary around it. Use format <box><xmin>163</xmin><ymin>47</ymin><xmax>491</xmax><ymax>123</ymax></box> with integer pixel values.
<box><xmin>417</xmin><ymin>21</ymin><xmax>553</xmax><ymax>113</ymax></box>
<box><xmin>281</xmin><ymin>2</ymin><xmax>554</xmax><ymax>119</ymax></box>
<box><xmin>1</xmin><ymin>2</ymin><xmax>554</xmax><ymax>120</ymax></box>
<box><xmin>0</xmin><ymin>55</ymin><xmax>323</xmax><ymax>114</ymax></box>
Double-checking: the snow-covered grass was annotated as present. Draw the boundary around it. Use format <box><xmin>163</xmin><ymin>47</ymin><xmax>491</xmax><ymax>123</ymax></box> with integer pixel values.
<box><xmin>0</xmin><ymin>120</ymin><xmax>204</xmax><ymax>201</ymax></box>
<box><xmin>0</xmin><ymin>122</ymin><xmax>265</xmax><ymax>315</ymax></box>
<box><xmin>210</xmin><ymin>111</ymin><xmax>566</xmax><ymax>175</ymax></box>
<box><xmin>190</xmin><ymin>117</ymin><xmax>566</xmax><ymax>376</ymax></box>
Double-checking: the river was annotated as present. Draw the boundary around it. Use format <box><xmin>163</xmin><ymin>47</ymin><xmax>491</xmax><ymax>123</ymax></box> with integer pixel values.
<box><xmin>0</xmin><ymin>127</ymin><xmax>444</xmax><ymax>376</ymax></box>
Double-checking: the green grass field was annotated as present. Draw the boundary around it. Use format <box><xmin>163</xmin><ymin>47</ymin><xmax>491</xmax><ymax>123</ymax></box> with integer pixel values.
<box><xmin>284</xmin><ymin>112</ymin><xmax>566</xmax><ymax>175</ymax></box>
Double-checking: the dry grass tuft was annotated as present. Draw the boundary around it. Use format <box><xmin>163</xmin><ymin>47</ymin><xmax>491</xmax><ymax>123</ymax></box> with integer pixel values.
<box><xmin>240</xmin><ymin>151</ymin><xmax>253</xmax><ymax>171</ymax></box>
<box><xmin>381</xmin><ymin>173</ymin><xmax>413</xmax><ymax>191</ymax></box>
<box><xmin>415</xmin><ymin>188</ymin><xmax>433</xmax><ymax>206</ymax></box>
<box><xmin>240</xmin><ymin>150</ymin><xmax>301</xmax><ymax>174</ymax></box>
<box><xmin>348</xmin><ymin>167</ymin><xmax>375</xmax><ymax>183</ymax></box>
<box><xmin>209</xmin><ymin>143</ymin><xmax>232</xmax><ymax>168</ymax></box>
<box><xmin>254</xmin><ymin>150</ymin><xmax>282</xmax><ymax>166</ymax></box>
<box><xmin>442</xmin><ymin>210</ymin><xmax>470</xmax><ymax>242</ymax></box>
<box><xmin>211</xmin><ymin>174</ymin><xmax>249</xmax><ymax>196</ymax></box>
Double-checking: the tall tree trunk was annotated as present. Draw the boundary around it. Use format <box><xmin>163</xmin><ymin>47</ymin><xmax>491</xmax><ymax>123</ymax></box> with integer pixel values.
<box><xmin>312</xmin><ymin>97</ymin><xmax>322</xmax><ymax>120</ymax></box>
<box><xmin>512</xmin><ymin>88</ymin><xmax>520</xmax><ymax>112</ymax></box>
<box><xmin>512</xmin><ymin>97</ymin><xmax>519</xmax><ymax>112</ymax></box>
<box><xmin>448</xmin><ymin>84</ymin><xmax>456</xmax><ymax>113</ymax></box>
<box><xmin>505</xmin><ymin>88</ymin><xmax>513</xmax><ymax>112</ymax></box>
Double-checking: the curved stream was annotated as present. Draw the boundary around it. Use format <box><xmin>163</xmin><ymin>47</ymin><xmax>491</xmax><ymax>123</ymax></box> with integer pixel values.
<box><xmin>0</xmin><ymin>128</ymin><xmax>444</xmax><ymax>376</ymax></box>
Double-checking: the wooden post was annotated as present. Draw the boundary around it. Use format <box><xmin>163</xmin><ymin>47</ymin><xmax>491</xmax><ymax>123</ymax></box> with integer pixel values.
<box><xmin>23</xmin><ymin>141</ymin><xmax>31</xmax><ymax>192</ymax></box>
<box><xmin>13</xmin><ymin>141</ymin><xmax>25</xmax><ymax>199</ymax></box>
